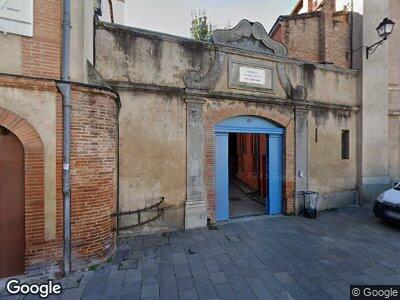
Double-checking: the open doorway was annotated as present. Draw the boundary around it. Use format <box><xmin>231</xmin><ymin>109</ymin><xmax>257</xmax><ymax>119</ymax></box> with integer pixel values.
<box><xmin>214</xmin><ymin>116</ymin><xmax>283</xmax><ymax>222</ymax></box>
<box><xmin>228</xmin><ymin>133</ymin><xmax>268</xmax><ymax>218</ymax></box>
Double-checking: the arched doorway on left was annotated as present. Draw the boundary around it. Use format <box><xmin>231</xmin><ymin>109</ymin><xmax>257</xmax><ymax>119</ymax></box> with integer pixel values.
<box><xmin>0</xmin><ymin>125</ymin><xmax>25</xmax><ymax>278</ymax></box>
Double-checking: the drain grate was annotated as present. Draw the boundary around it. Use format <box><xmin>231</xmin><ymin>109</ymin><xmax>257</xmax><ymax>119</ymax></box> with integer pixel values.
<box><xmin>60</xmin><ymin>274</ymin><xmax>83</xmax><ymax>289</ymax></box>
<box><xmin>118</xmin><ymin>259</ymin><xmax>138</xmax><ymax>270</ymax></box>
<box><xmin>225</xmin><ymin>234</ymin><xmax>241</xmax><ymax>243</ymax></box>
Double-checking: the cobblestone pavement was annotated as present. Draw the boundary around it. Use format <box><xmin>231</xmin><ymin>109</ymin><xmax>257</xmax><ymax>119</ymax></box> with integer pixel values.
<box><xmin>3</xmin><ymin>207</ymin><xmax>400</xmax><ymax>300</ymax></box>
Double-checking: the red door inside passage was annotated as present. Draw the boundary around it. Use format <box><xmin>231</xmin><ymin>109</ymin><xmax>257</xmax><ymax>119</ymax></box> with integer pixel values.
<box><xmin>0</xmin><ymin>126</ymin><xmax>25</xmax><ymax>278</ymax></box>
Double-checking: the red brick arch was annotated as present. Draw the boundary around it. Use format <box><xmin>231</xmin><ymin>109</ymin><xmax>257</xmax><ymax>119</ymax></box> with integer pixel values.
<box><xmin>203</xmin><ymin>102</ymin><xmax>296</xmax><ymax>221</ymax></box>
<box><xmin>0</xmin><ymin>107</ymin><xmax>45</xmax><ymax>270</ymax></box>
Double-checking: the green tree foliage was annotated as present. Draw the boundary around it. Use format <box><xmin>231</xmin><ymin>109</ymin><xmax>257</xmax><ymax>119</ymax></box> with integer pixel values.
<box><xmin>190</xmin><ymin>10</ymin><xmax>215</xmax><ymax>41</ymax></box>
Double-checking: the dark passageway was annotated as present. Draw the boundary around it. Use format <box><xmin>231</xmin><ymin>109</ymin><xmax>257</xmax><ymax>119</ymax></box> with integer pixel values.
<box><xmin>228</xmin><ymin>133</ymin><xmax>268</xmax><ymax>218</ymax></box>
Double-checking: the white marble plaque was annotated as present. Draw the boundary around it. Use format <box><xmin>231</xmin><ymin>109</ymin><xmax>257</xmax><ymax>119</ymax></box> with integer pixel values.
<box><xmin>229</xmin><ymin>59</ymin><xmax>274</xmax><ymax>92</ymax></box>
<box><xmin>239</xmin><ymin>67</ymin><xmax>266</xmax><ymax>85</ymax></box>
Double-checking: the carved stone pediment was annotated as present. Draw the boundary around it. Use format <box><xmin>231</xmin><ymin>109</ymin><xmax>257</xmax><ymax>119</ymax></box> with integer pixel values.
<box><xmin>184</xmin><ymin>19</ymin><xmax>307</xmax><ymax>101</ymax></box>
<box><xmin>212</xmin><ymin>19</ymin><xmax>287</xmax><ymax>56</ymax></box>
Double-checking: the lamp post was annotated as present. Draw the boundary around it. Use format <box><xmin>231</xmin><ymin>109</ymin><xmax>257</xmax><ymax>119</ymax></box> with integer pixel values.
<box><xmin>366</xmin><ymin>17</ymin><xmax>395</xmax><ymax>59</ymax></box>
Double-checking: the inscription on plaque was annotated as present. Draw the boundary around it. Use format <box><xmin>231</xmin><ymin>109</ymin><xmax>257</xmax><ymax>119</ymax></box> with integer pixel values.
<box><xmin>229</xmin><ymin>59</ymin><xmax>274</xmax><ymax>92</ymax></box>
<box><xmin>239</xmin><ymin>67</ymin><xmax>266</xmax><ymax>85</ymax></box>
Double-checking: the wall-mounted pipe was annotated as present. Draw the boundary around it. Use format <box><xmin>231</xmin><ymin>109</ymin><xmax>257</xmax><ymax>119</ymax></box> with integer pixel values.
<box><xmin>57</xmin><ymin>0</ymin><xmax>72</xmax><ymax>276</ymax></box>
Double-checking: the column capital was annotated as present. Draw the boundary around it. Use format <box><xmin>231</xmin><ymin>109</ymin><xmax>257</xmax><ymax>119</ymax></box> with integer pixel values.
<box><xmin>185</xmin><ymin>96</ymin><xmax>206</xmax><ymax>106</ymax></box>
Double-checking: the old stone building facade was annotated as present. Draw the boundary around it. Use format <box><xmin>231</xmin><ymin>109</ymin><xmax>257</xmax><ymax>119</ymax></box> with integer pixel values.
<box><xmin>94</xmin><ymin>18</ymin><xmax>359</xmax><ymax>231</ymax></box>
<box><xmin>0</xmin><ymin>0</ymin><xmax>399</xmax><ymax>279</ymax></box>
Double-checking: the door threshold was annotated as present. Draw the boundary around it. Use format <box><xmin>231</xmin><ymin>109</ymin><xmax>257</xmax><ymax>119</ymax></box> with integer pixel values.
<box><xmin>217</xmin><ymin>213</ymin><xmax>284</xmax><ymax>225</ymax></box>
<box><xmin>230</xmin><ymin>212</ymin><xmax>266</xmax><ymax>219</ymax></box>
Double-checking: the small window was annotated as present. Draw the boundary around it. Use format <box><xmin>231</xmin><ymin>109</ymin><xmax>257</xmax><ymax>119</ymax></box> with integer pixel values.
<box><xmin>341</xmin><ymin>130</ymin><xmax>350</xmax><ymax>160</ymax></box>
<box><xmin>0</xmin><ymin>0</ymin><xmax>33</xmax><ymax>37</ymax></box>
<box><xmin>315</xmin><ymin>128</ymin><xmax>318</xmax><ymax>142</ymax></box>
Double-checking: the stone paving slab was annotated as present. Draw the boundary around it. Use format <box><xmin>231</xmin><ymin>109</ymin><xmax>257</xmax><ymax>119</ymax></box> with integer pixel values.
<box><xmin>2</xmin><ymin>207</ymin><xmax>400</xmax><ymax>299</ymax></box>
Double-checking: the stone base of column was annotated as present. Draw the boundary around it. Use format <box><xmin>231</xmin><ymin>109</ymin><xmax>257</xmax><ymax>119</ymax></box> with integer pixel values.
<box><xmin>185</xmin><ymin>201</ymin><xmax>207</xmax><ymax>229</ymax></box>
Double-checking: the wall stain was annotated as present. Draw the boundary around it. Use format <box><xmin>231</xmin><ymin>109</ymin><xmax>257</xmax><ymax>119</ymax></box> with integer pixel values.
<box><xmin>148</xmin><ymin>38</ymin><xmax>163</xmax><ymax>71</ymax></box>
<box><xmin>312</xmin><ymin>109</ymin><xmax>329</xmax><ymax>127</ymax></box>
<box><xmin>303</xmin><ymin>63</ymin><xmax>316</xmax><ymax>91</ymax></box>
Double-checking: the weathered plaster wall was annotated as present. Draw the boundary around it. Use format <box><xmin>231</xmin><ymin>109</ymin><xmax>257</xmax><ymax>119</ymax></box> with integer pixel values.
<box><xmin>305</xmin><ymin>67</ymin><xmax>357</xmax><ymax>106</ymax></box>
<box><xmin>358</xmin><ymin>0</ymin><xmax>391</xmax><ymax>203</ymax></box>
<box><xmin>95</xmin><ymin>25</ymin><xmax>213</xmax><ymax>88</ymax></box>
<box><xmin>117</xmin><ymin>90</ymin><xmax>186</xmax><ymax>233</ymax></box>
<box><xmin>389</xmin><ymin>115</ymin><xmax>400</xmax><ymax>181</ymax></box>
<box><xmin>0</xmin><ymin>87</ymin><xmax>57</xmax><ymax>239</ymax></box>
<box><xmin>308</xmin><ymin>110</ymin><xmax>358</xmax><ymax>208</ymax></box>
<box><xmin>95</xmin><ymin>22</ymin><xmax>359</xmax><ymax>225</ymax></box>
<box><xmin>388</xmin><ymin>0</ymin><xmax>400</xmax><ymax>183</ymax></box>
<box><xmin>389</xmin><ymin>0</ymin><xmax>400</xmax><ymax>87</ymax></box>
<box><xmin>96</xmin><ymin>23</ymin><xmax>357</xmax><ymax>105</ymax></box>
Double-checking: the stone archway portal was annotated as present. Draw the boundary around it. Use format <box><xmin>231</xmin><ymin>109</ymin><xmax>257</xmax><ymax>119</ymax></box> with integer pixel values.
<box><xmin>214</xmin><ymin>116</ymin><xmax>284</xmax><ymax>221</ymax></box>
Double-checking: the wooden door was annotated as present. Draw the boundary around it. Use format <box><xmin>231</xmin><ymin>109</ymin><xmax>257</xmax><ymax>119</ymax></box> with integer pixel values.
<box><xmin>0</xmin><ymin>126</ymin><xmax>25</xmax><ymax>278</ymax></box>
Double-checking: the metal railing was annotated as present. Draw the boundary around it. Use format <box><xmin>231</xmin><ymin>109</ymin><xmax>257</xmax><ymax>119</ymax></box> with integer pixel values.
<box><xmin>111</xmin><ymin>197</ymin><xmax>165</xmax><ymax>232</ymax></box>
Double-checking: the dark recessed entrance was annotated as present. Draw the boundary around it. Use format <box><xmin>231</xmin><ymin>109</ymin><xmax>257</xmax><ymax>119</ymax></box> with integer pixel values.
<box><xmin>215</xmin><ymin>116</ymin><xmax>283</xmax><ymax>222</ymax></box>
<box><xmin>229</xmin><ymin>133</ymin><xmax>267</xmax><ymax>218</ymax></box>
<box><xmin>0</xmin><ymin>126</ymin><xmax>25</xmax><ymax>278</ymax></box>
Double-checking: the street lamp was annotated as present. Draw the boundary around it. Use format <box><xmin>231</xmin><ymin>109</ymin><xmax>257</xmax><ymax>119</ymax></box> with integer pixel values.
<box><xmin>366</xmin><ymin>17</ymin><xmax>395</xmax><ymax>59</ymax></box>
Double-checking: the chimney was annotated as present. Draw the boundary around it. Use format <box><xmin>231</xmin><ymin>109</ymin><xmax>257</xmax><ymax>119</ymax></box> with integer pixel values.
<box><xmin>308</xmin><ymin>0</ymin><xmax>313</xmax><ymax>11</ymax></box>
<box><xmin>319</xmin><ymin>0</ymin><xmax>334</xmax><ymax>64</ymax></box>
<box><xmin>329</xmin><ymin>0</ymin><xmax>336</xmax><ymax>11</ymax></box>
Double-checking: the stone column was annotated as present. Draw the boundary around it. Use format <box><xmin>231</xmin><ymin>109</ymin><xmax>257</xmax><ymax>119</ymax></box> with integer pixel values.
<box><xmin>295</xmin><ymin>109</ymin><xmax>309</xmax><ymax>213</ymax></box>
<box><xmin>185</xmin><ymin>96</ymin><xmax>207</xmax><ymax>229</ymax></box>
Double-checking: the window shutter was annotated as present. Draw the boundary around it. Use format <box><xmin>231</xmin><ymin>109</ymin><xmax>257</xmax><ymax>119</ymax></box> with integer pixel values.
<box><xmin>0</xmin><ymin>0</ymin><xmax>33</xmax><ymax>37</ymax></box>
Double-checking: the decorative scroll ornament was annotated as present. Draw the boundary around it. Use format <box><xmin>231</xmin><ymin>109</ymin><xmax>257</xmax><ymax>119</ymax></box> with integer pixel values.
<box><xmin>183</xmin><ymin>51</ymin><xmax>226</xmax><ymax>90</ymax></box>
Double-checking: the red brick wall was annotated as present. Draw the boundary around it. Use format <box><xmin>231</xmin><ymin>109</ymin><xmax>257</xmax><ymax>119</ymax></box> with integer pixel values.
<box><xmin>0</xmin><ymin>75</ymin><xmax>118</xmax><ymax>276</ymax></box>
<box><xmin>21</xmin><ymin>0</ymin><xmax>61</xmax><ymax>78</ymax></box>
<box><xmin>204</xmin><ymin>101</ymin><xmax>296</xmax><ymax>221</ymax></box>
<box><xmin>271</xmin><ymin>10</ymin><xmax>351</xmax><ymax>68</ymax></box>
<box><xmin>69</xmin><ymin>87</ymin><xmax>118</xmax><ymax>270</ymax></box>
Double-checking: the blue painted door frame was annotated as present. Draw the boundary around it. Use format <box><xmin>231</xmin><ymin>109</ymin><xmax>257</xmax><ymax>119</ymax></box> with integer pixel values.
<box><xmin>215</xmin><ymin>116</ymin><xmax>284</xmax><ymax>221</ymax></box>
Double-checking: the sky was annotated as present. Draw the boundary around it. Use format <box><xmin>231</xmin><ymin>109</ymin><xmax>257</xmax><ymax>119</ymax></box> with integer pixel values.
<box><xmin>123</xmin><ymin>0</ymin><xmax>298</xmax><ymax>37</ymax></box>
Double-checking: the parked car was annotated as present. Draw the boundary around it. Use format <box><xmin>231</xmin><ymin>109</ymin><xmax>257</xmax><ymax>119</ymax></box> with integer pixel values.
<box><xmin>373</xmin><ymin>182</ymin><xmax>400</xmax><ymax>223</ymax></box>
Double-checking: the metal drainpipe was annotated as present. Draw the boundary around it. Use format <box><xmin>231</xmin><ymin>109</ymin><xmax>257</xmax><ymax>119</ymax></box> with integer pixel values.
<box><xmin>57</xmin><ymin>0</ymin><xmax>72</xmax><ymax>276</ymax></box>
